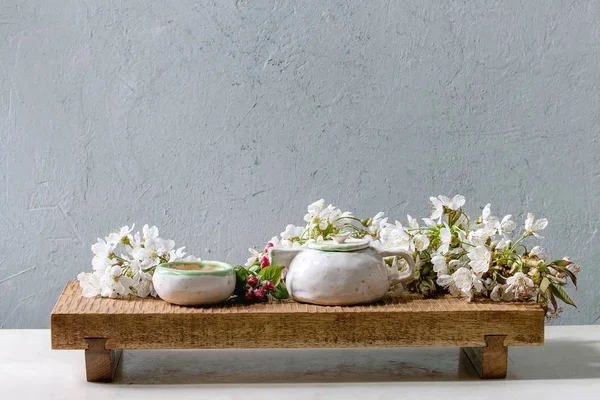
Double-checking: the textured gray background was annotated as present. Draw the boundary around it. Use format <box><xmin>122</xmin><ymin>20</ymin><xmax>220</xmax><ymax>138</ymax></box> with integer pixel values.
<box><xmin>0</xmin><ymin>1</ymin><xmax>598</xmax><ymax>328</ymax></box>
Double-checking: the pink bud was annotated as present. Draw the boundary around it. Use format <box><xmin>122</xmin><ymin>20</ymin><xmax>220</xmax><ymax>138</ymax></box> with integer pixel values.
<box><xmin>245</xmin><ymin>289</ymin><xmax>254</xmax><ymax>300</ymax></box>
<box><xmin>264</xmin><ymin>280</ymin><xmax>275</xmax><ymax>291</ymax></box>
<box><xmin>247</xmin><ymin>275</ymin><xmax>258</xmax><ymax>286</ymax></box>
<box><xmin>260</xmin><ymin>256</ymin><xmax>270</xmax><ymax>268</ymax></box>
<box><xmin>264</xmin><ymin>242</ymin><xmax>275</xmax><ymax>252</ymax></box>
<box><xmin>253</xmin><ymin>286</ymin><xmax>265</xmax><ymax>299</ymax></box>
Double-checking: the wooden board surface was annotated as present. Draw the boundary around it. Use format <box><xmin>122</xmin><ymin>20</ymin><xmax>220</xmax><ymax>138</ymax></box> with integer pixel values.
<box><xmin>52</xmin><ymin>281</ymin><xmax>544</xmax><ymax>350</ymax></box>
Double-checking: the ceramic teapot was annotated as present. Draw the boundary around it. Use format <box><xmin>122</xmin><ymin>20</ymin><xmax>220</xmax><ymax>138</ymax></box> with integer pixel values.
<box><xmin>268</xmin><ymin>235</ymin><xmax>415</xmax><ymax>305</ymax></box>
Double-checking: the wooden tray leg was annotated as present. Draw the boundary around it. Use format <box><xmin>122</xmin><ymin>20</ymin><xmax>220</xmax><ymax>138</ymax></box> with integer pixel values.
<box><xmin>461</xmin><ymin>335</ymin><xmax>508</xmax><ymax>379</ymax></box>
<box><xmin>84</xmin><ymin>338</ymin><xmax>122</xmax><ymax>382</ymax></box>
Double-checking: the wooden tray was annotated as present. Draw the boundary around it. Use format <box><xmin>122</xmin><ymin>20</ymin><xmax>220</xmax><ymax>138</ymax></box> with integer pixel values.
<box><xmin>51</xmin><ymin>281</ymin><xmax>544</xmax><ymax>382</ymax></box>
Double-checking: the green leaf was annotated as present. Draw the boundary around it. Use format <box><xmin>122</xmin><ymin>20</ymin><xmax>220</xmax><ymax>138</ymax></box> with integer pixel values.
<box><xmin>548</xmin><ymin>289</ymin><xmax>558</xmax><ymax>312</ymax></box>
<box><xmin>271</xmin><ymin>283</ymin><xmax>289</xmax><ymax>299</ymax></box>
<box><xmin>258</xmin><ymin>265</ymin><xmax>285</xmax><ymax>286</ymax></box>
<box><xmin>249</xmin><ymin>265</ymin><xmax>260</xmax><ymax>273</ymax></box>
<box><xmin>539</xmin><ymin>277</ymin><xmax>550</xmax><ymax>293</ymax></box>
<box><xmin>552</xmin><ymin>265</ymin><xmax>578</xmax><ymax>288</ymax></box>
<box><xmin>550</xmin><ymin>284</ymin><xmax>576</xmax><ymax>307</ymax></box>
<box><xmin>549</xmin><ymin>259</ymin><xmax>572</xmax><ymax>267</ymax></box>
<box><xmin>233</xmin><ymin>266</ymin><xmax>251</xmax><ymax>297</ymax></box>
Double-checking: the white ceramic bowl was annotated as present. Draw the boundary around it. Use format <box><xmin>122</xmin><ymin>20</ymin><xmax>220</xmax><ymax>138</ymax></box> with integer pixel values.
<box><xmin>152</xmin><ymin>261</ymin><xmax>235</xmax><ymax>306</ymax></box>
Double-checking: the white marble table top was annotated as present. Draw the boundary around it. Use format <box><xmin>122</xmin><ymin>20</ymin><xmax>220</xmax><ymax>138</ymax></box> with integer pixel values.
<box><xmin>1</xmin><ymin>326</ymin><xmax>599</xmax><ymax>399</ymax></box>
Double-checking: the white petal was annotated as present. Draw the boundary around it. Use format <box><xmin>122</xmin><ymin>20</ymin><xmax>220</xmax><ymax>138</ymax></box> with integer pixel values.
<box><xmin>533</xmin><ymin>218</ymin><xmax>548</xmax><ymax>231</ymax></box>
<box><xmin>482</xmin><ymin>203</ymin><xmax>492</xmax><ymax>219</ymax></box>
<box><xmin>451</xmin><ymin>195</ymin><xmax>466</xmax><ymax>209</ymax></box>
<box><xmin>438</xmin><ymin>195</ymin><xmax>451</xmax><ymax>205</ymax></box>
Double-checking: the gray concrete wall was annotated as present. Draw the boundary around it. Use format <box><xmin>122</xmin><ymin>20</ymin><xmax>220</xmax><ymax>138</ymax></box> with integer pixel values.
<box><xmin>1</xmin><ymin>0</ymin><xmax>598</xmax><ymax>328</ymax></box>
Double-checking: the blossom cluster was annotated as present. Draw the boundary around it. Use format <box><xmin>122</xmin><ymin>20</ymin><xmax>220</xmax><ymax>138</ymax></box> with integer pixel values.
<box><xmin>77</xmin><ymin>224</ymin><xmax>196</xmax><ymax>298</ymax></box>
<box><xmin>232</xmin><ymin>264</ymin><xmax>288</xmax><ymax>302</ymax></box>
<box><xmin>246</xmin><ymin>196</ymin><xmax>580</xmax><ymax>317</ymax></box>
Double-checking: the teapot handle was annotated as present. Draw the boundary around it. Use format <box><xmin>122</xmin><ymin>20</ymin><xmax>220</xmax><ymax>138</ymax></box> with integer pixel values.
<box><xmin>377</xmin><ymin>248</ymin><xmax>416</xmax><ymax>284</ymax></box>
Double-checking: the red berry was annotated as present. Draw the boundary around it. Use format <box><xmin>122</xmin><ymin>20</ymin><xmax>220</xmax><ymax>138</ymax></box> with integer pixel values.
<box><xmin>264</xmin><ymin>280</ymin><xmax>275</xmax><ymax>291</ymax></box>
<box><xmin>245</xmin><ymin>289</ymin><xmax>254</xmax><ymax>300</ymax></box>
<box><xmin>260</xmin><ymin>256</ymin><xmax>270</xmax><ymax>268</ymax></box>
<box><xmin>247</xmin><ymin>275</ymin><xmax>258</xmax><ymax>286</ymax></box>
<box><xmin>253</xmin><ymin>286</ymin><xmax>265</xmax><ymax>299</ymax></box>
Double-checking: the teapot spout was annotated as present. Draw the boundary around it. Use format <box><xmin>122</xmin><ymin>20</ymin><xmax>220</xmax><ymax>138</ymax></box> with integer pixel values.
<box><xmin>268</xmin><ymin>248</ymin><xmax>300</xmax><ymax>268</ymax></box>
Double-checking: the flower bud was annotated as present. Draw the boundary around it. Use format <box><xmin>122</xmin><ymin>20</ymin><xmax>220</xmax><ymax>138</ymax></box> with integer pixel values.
<box><xmin>450</xmin><ymin>236</ymin><xmax>460</xmax><ymax>247</ymax></box>
<box><xmin>245</xmin><ymin>289</ymin><xmax>254</xmax><ymax>300</ymax></box>
<box><xmin>247</xmin><ymin>275</ymin><xmax>258</xmax><ymax>286</ymax></box>
<box><xmin>264</xmin><ymin>242</ymin><xmax>274</xmax><ymax>252</ymax></box>
<box><xmin>264</xmin><ymin>280</ymin><xmax>275</xmax><ymax>291</ymax></box>
<box><xmin>253</xmin><ymin>286</ymin><xmax>265</xmax><ymax>299</ymax></box>
<box><xmin>260</xmin><ymin>256</ymin><xmax>270</xmax><ymax>268</ymax></box>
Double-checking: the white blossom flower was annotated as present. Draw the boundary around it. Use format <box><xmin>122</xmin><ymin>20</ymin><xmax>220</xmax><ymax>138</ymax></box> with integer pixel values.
<box><xmin>448</xmin><ymin>195</ymin><xmax>466</xmax><ymax>210</ymax></box>
<box><xmin>490</xmin><ymin>284</ymin><xmax>514</xmax><ymax>302</ymax></box>
<box><xmin>431</xmin><ymin>255</ymin><xmax>447</xmax><ymax>274</ymax></box>
<box><xmin>406</xmin><ymin>215</ymin><xmax>419</xmax><ymax>230</ymax></box>
<box><xmin>99</xmin><ymin>265</ymin><xmax>134</xmax><ymax>298</ymax></box>
<box><xmin>437</xmin><ymin>226</ymin><xmax>452</xmax><ymax>254</ymax></box>
<box><xmin>168</xmin><ymin>246</ymin><xmax>187</xmax><ymax>262</ymax></box>
<box><xmin>467</xmin><ymin>245</ymin><xmax>491</xmax><ymax>274</ymax></box>
<box><xmin>430</xmin><ymin>197</ymin><xmax>445</xmax><ymax>220</ymax></box>
<box><xmin>106</xmin><ymin>225</ymin><xmax>135</xmax><ymax>246</ymax></box>
<box><xmin>303</xmin><ymin>199</ymin><xmax>346</xmax><ymax>230</ymax></box>
<box><xmin>267</xmin><ymin>236</ymin><xmax>280</xmax><ymax>247</ymax></box>
<box><xmin>496</xmin><ymin>238</ymin><xmax>510</xmax><ymax>249</ymax></box>
<box><xmin>505</xmin><ymin>272</ymin><xmax>535</xmax><ymax>299</ymax></box>
<box><xmin>77</xmin><ymin>272</ymin><xmax>101</xmax><ymax>297</ymax></box>
<box><xmin>80</xmin><ymin>224</ymin><xmax>195</xmax><ymax>299</ymax></box>
<box><xmin>281</xmin><ymin>224</ymin><xmax>306</xmax><ymax>240</ymax></box>
<box><xmin>479</xmin><ymin>204</ymin><xmax>515</xmax><ymax>239</ymax></box>
<box><xmin>412</xmin><ymin>234</ymin><xmax>430</xmax><ymax>252</ymax></box>
<box><xmin>422</xmin><ymin>218</ymin><xmax>438</xmax><ymax>227</ymax></box>
<box><xmin>132</xmin><ymin>270</ymin><xmax>156</xmax><ymax>298</ymax></box>
<box><xmin>366</xmin><ymin>212</ymin><xmax>388</xmax><ymax>238</ymax></box>
<box><xmin>529</xmin><ymin>246</ymin><xmax>543</xmax><ymax>257</ymax></box>
<box><xmin>245</xmin><ymin>250</ymin><xmax>260</xmax><ymax>267</ymax></box>
<box><xmin>143</xmin><ymin>224</ymin><xmax>160</xmax><ymax>240</ymax></box>
<box><xmin>332</xmin><ymin>210</ymin><xmax>353</xmax><ymax>229</ymax></box>
<box><xmin>449</xmin><ymin>267</ymin><xmax>484</xmax><ymax>299</ymax></box>
<box><xmin>455</xmin><ymin>213</ymin><xmax>469</xmax><ymax>229</ymax></box>
<box><xmin>378</xmin><ymin>221</ymin><xmax>412</xmax><ymax>252</ymax></box>
<box><xmin>452</xmin><ymin>267</ymin><xmax>474</xmax><ymax>293</ymax></box>
<box><xmin>91</xmin><ymin>238</ymin><xmax>115</xmax><ymax>273</ymax></box>
<box><xmin>432</xmin><ymin>194</ymin><xmax>466</xmax><ymax>217</ymax></box>
<box><xmin>133</xmin><ymin>237</ymin><xmax>176</xmax><ymax>269</ymax></box>
<box><xmin>524</xmin><ymin>213</ymin><xmax>548</xmax><ymax>238</ymax></box>
<box><xmin>436</xmin><ymin>274</ymin><xmax>460</xmax><ymax>297</ymax></box>
<box><xmin>498</xmin><ymin>215</ymin><xmax>516</xmax><ymax>238</ymax></box>
<box><xmin>472</xmin><ymin>275</ymin><xmax>484</xmax><ymax>293</ymax></box>
<box><xmin>468</xmin><ymin>224</ymin><xmax>496</xmax><ymax>246</ymax></box>
<box><xmin>482</xmin><ymin>203</ymin><xmax>493</xmax><ymax>223</ymax></box>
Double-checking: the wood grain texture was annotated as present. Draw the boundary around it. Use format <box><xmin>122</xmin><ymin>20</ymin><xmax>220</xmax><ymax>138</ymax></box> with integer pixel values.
<box><xmin>52</xmin><ymin>281</ymin><xmax>544</xmax><ymax>350</ymax></box>
<box><xmin>462</xmin><ymin>335</ymin><xmax>508</xmax><ymax>379</ymax></box>
<box><xmin>84</xmin><ymin>339</ymin><xmax>122</xmax><ymax>382</ymax></box>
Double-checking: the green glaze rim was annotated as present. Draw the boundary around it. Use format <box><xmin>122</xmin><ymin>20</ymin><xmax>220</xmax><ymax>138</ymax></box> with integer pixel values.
<box><xmin>155</xmin><ymin>260</ymin><xmax>234</xmax><ymax>277</ymax></box>
<box><xmin>307</xmin><ymin>239</ymin><xmax>370</xmax><ymax>252</ymax></box>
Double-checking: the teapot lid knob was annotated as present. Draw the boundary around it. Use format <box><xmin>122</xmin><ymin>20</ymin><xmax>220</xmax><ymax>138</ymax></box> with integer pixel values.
<box><xmin>331</xmin><ymin>234</ymin><xmax>349</xmax><ymax>244</ymax></box>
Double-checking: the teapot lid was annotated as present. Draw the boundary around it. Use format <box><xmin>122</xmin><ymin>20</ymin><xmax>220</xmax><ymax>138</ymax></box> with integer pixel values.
<box><xmin>307</xmin><ymin>235</ymin><xmax>370</xmax><ymax>252</ymax></box>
